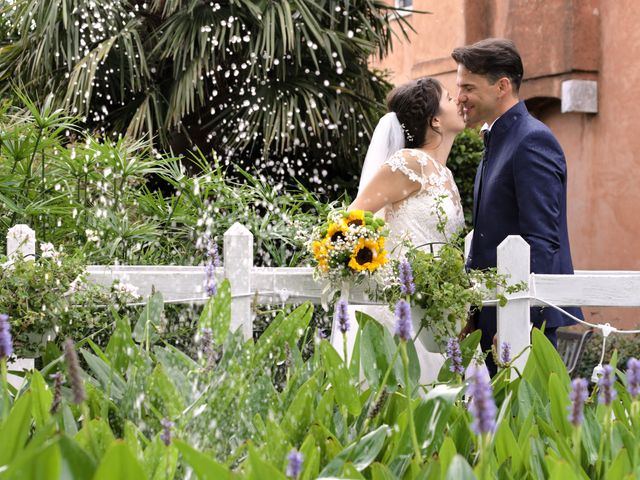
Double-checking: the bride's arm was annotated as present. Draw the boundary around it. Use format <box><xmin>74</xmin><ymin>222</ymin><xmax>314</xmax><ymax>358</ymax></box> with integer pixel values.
<box><xmin>349</xmin><ymin>163</ymin><xmax>421</xmax><ymax>212</ymax></box>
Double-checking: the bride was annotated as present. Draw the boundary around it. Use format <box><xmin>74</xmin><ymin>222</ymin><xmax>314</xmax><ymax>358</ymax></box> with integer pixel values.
<box><xmin>333</xmin><ymin>76</ymin><xmax>466</xmax><ymax>385</ymax></box>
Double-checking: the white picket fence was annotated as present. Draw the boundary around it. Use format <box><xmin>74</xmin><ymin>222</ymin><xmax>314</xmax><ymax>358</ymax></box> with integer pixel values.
<box><xmin>6</xmin><ymin>222</ymin><xmax>640</xmax><ymax>373</ymax></box>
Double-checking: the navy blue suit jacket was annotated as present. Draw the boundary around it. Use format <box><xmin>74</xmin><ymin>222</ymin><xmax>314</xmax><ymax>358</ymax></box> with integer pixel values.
<box><xmin>468</xmin><ymin>101</ymin><xmax>582</xmax><ymax>334</ymax></box>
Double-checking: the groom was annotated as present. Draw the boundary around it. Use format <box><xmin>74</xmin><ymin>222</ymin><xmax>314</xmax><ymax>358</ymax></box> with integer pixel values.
<box><xmin>452</xmin><ymin>38</ymin><xmax>583</xmax><ymax>376</ymax></box>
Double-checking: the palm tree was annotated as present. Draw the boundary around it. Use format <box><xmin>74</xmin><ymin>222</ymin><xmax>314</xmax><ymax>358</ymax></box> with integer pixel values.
<box><xmin>0</xmin><ymin>0</ymin><xmax>414</xmax><ymax>193</ymax></box>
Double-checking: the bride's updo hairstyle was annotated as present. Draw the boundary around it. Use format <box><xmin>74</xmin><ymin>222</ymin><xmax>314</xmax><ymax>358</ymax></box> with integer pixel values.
<box><xmin>386</xmin><ymin>77</ymin><xmax>442</xmax><ymax>148</ymax></box>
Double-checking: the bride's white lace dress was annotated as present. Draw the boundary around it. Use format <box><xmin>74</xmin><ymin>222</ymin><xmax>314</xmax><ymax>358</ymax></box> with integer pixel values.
<box><xmin>332</xmin><ymin>149</ymin><xmax>465</xmax><ymax>386</ymax></box>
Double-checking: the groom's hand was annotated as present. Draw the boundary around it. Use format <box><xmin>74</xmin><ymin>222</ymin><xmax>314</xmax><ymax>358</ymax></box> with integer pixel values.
<box><xmin>458</xmin><ymin>309</ymin><xmax>478</xmax><ymax>340</ymax></box>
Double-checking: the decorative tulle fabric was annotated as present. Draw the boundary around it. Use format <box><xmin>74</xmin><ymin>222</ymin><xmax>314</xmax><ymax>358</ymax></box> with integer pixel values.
<box><xmin>358</xmin><ymin>112</ymin><xmax>405</xmax><ymax>193</ymax></box>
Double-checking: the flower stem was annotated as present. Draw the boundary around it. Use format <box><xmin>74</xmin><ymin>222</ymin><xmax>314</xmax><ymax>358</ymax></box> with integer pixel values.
<box><xmin>401</xmin><ymin>342</ymin><xmax>422</xmax><ymax>463</ymax></box>
<box><xmin>1</xmin><ymin>359</ymin><xmax>9</xmax><ymax>421</ymax></box>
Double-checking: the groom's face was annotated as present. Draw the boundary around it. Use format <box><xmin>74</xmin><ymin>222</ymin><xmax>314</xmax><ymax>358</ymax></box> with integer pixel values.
<box><xmin>455</xmin><ymin>64</ymin><xmax>500</xmax><ymax>128</ymax></box>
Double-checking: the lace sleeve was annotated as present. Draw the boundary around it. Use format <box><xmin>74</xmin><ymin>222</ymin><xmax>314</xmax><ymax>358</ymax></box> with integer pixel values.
<box><xmin>384</xmin><ymin>150</ymin><xmax>427</xmax><ymax>187</ymax></box>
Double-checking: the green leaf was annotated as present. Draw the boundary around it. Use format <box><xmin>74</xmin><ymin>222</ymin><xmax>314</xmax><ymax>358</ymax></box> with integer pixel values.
<box><xmin>318</xmin><ymin>425</ymin><xmax>390</xmax><ymax>477</ymax></box>
<box><xmin>30</xmin><ymin>370</ymin><xmax>52</xmax><ymax>429</ymax></box>
<box><xmin>246</xmin><ymin>445</ymin><xmax>288</xmax><ymax>480</ymax></box>
<box><xmin>371</xmin><ymin>462</ymin><xmax>397</xmax><ymax>480</ymax></box>
<box><xmin>144</xmin><ymin>436</ymin><xmax>178</xmax><ymax>480</ymax></box>
<box><xmin>494</xmin><ymin>418</ymin><xmax>523</xmax><ymax>476</ymax></box>
<box><xmin>280</xmin><ymin>374</ymin><xmax>318</xmax><ymax>445</ymax></box>
<box><xmin>320</xmin><ymin>340</ymin><xmax>361</xmax><ymax>416</ymax></box>
<box><xmin>0</xmin><ymin>391</ymin><xmax>33</xmax><ymax>466</ymax></box>
<box><xmin>105</xmin><ymin>313</ymin><xmax>138</xmax><ymax>374</ymax></box>
<box><xmin>445</xmin><ymin>454</ymin><xmax>476</xmax><ymax>480</ymax></box>
<box><xmin>299</xmin><ymin>434</ymin><xmax>320</xmax><ymax>480</ymax></box>
<box><xmin>17</xmin><ymin>441</ymin><xmax>61</xmax><ymax>479</ymax></box>
<box><xmin>198</xmin><ymin>279</ymin><xmax>231</xmax><ymax>344</ymax></box>
<box><xmin>174</xmin><ymin>439</ymin><xmax>232</xmax><ymax>480</ymax></box>
<box><xmin>132</xmin><ymin>290</ymin><xmax>164</xmax><ymax>345</ymax></box>
<box><xmin>548</xmin><ymin>373</ymin><xmax>571</xmax><ymax>438</ymax></box>
<box><xmin>360</xmin><ymin>317</ymin><xmax>402</xmax><ymax>389</ymax></box>
<box><xmin>606</xmin><ymin>448</ymin><xmax>632</xmax><ymax>478</ymax></box>
<box><xmin>147</xmin><ymin>363</ymin><xmax>185</xmax><ymax>417</ymax></box>
<box><xmin>58</xmin><ymin>434</ymin><xmax>97</xmax><ymax>479</ymax></box>
<box><xmin>80</xmin><ymin>349</ymin><xmax>126</xmax><ymax>401</ymax></box>
<box><xmin>438</xmin><ymin>437</ymin><xmax>457</xmax><ymax>480</ymax></box>
<box><xmin>93</xmin><ymin>441</ymin><xmax>146</xmax><ymax>480</ymax></box>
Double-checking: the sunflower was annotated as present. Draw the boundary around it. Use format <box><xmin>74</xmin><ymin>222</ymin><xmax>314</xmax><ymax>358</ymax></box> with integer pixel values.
<box><xmin>348</xmin><ymin>238</ymin><xmax>387</xmax><ymax>272</ymax></box>
<box><xmin>345</xmin><ymin>210</ymin><xmax>366</xmax><ymax>227</ymax></box>
<box><xmin>324</xmin><ymin>221</ymin><xmax>348</xmax><ymax>246</ymax></box>
<box><xmin>311</xmin><ymin>239</ymin><xmax>329</xmax><ymax>272</ymax></box>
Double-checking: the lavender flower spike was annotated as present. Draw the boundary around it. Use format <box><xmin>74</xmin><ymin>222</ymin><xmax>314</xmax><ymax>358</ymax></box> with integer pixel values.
<box><xmin>394</xmin><ymin>300</ymin><xmax>413</xmax><ymax>342</ymax></box>
<box><xmin>160</xmin><ymin>418</ymin><xmax>174</xmax><ymax>446</ymax></box>
<box><xmin>597</xmin><ymin>364</ymin><xmax>617</xmax><ymax>406</ymax></box>
<box><xmin>446</xmin><ymin>337</ymin><xmax>464</xmax><ymax>376</ymax></box>
<box><xmin>286</xmin><ymin>449</ymin><xmax>303</xmax><ymax>479</ymax></box>
<box><xmin>63</xmin><ymin>338</ymin><xmax>86</xmax><ymax>404</ymax></box>
<box><xmin>335</xmin><ymin>299</ymin><xmax>350</xmax><ymax>334</ymax></box>
<box><xmin>0</xmin><ymin>313</ymin><xmax>13</xmax><ymax>360</ymax></box>
<box><xmin>567</xmin><ymin>378</ymin><xmax>589</xmax><ymax>427</ymax></box>
<box><xmin>204</xmin><ymin>260</ymin><xmax>217</xmax><ymax>297</ymax></box>
<box><xmin>626</xmin><ymin>358</ymin><xmax>640</xmax><ymax>398</ymax></box>
<box><xmin>500</xmin><ymin>342</ymin><xmax>511</xmax><ymax>365</ymax></box>
<box><xmin>466</xmin><ymin>364</ymin><xmax>497</xmax><ymax>435</ymax></box>
<box><xmin>398</xmin><ymin>259</ymin><xmax>415</xmax><ymax>296</ymax></box>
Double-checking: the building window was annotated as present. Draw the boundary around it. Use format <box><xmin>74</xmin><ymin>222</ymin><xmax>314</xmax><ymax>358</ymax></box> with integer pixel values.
<box><xmin>396</xmin><ymin>0</ymin><xmax>413</xmax><ymax>8</ymax></box>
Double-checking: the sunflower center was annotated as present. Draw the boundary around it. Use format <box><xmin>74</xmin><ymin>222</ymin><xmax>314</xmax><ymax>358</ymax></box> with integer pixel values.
<box><xmin>331</xmin><ymin>231</ymin><xmax>345</xmax><ymax>243</ymax></box>
<box><xmin>355</xmin><ymin>247</ymin><xmax>374</xmax><ymax>265</ymax></box>
<box><xmin>348</xmin><ymin>219</ymin><xmax>363</xmax><ymax>226</ymax></box>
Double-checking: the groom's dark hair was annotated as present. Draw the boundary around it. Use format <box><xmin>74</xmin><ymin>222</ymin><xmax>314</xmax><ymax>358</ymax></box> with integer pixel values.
<box><xmin>387</xmin><ymin>77</ymin><xmax>442</xmax><ymax>149</ymax></box>
<box><xmin>451</xmin><ymin>38</ymin><xmax>523</xmax><ymax>93</ymax></box>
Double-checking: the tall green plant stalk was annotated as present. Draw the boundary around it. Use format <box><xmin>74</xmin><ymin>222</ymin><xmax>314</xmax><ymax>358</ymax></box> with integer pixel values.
<box><xmin>400</xmin><ymin>342</ymin><xmax>422</xmax><ymax>464</ymax></box>
<box><xmin>1</xmin><ymin>359</ymin><xmax>9</xmax><ymax>421</ymax></box>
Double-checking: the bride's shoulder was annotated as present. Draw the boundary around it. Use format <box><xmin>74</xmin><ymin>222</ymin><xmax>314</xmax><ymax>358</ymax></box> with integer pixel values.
<box><xmin>385</xmin><ymin>149</ymin><xmax>438</xmax><ymax>172</ymax></box>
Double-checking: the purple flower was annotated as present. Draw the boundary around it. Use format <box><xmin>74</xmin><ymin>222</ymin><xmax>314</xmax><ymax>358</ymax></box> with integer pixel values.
<box><xmin>626</xmin><ymin>358</ymin><xmax>640</xmax><ymax>398</ymax></box>
<box><xmin>567</xmin><ymin>378</ymin><xmax>589</xmax><ymax>427</ymax></box>
<box><xmin>207</xmin><ymin>239</ymin><xmax>221</xmax><ymax>267</ymax></box>
<box><xmin>160</xmin><ymin>418</ymin><xmax>174</xmax><ymax>446</ymax></box>
<box><xmin>286</xmin><ymin>449</ymin><xmax>303</xmax><ymax>479</ymax></box>
<box><xmin>63</xmin><ymin>338</ymin><xmax>86</xmax><ymax>404</ymax></box>
<box><xmin>204</xmin><ymin>260</ymin><xmax>217</xmax><ymax>297</ymax></box>
<box><xmin>500</xmin><ymin>342</ymin><xmax>511</xmax><ymax>365</ymax></box>
<box><xmin>446</xmin><ymin>337</ymin><xmax>464</xmax><ymax>376</ymax></box>
<box><xmin>50</xmin><ymin>372</ymin><xmax>64</xmax><ymax>415</ymax></box>
<box><xmin>398</xmin><ymin>259</ymin><xmax>415</xmax><ymax>295</ymax></box>
<box><xmin>335</xmin><ymin>299</ymin><xmax>350</xmax><ymax>334</ymax></box>
<box><xmin>597</xmin><ymin>364</ymin><xmax>617</xmax><ymax>406</ymax></box>
<box><xmin>394</xmin><ymin>300</ymin><xmax>413</xmax><ymax>342</ymax></box>
<box><xmin>0</xmin><ymin>313</ymin><xmax>13</xmax><ymax>360</ymax></box>
<box><xmin>466</xmin><ymin>364</ymin><xmax>497</xmax><ymax>435</ymax></box>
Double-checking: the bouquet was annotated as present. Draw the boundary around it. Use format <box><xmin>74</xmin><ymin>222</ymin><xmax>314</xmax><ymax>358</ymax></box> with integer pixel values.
<box><xmin>307</xmin><ymin>209</ymin><xmax>389</xmax><ymax>283</ymax></box>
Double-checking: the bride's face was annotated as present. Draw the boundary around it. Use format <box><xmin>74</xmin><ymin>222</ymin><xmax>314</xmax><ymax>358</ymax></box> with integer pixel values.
<box><xmin>437</xmin><ymin>89</ymin><xmax>466</xmax><ymax>134</ymax></box>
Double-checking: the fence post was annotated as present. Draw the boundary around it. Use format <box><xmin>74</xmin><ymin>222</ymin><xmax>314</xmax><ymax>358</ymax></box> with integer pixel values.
<box><xmin>7</xmin><ymin>224</ymin><xmax>36</xmax><ymax>262</ymax></box>
<box><xmin>224</xmin><ymin>223</ymin><xmax>253</xmax><ymax>340</ymax></box>
<box><xmin>496</xmin><ymin>236</ymin><xmax>531</xmax><ymax>372</ymax></box>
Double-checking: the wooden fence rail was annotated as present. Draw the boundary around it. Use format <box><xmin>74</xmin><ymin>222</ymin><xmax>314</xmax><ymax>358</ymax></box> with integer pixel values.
<box><xmin>7</xmin><ymin>222</ymin><xmax>640</xmax><ymax>373</ymax></box>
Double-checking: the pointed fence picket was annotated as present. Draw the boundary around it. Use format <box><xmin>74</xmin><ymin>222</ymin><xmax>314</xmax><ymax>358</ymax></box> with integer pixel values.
<box><xmin>6</xmin><ymin>223</ymin><xmax>640</xmax><ymax>376</ymax></box>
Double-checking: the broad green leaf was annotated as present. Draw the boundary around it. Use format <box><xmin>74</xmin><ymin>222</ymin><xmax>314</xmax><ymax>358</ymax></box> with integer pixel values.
<box><xmin>494</xmin><ymin>418</ymin><xmax>522</xmax><ymax>476</ymax></box>
<box><xmin>546</xmin><ymin>455</ymin><xmax>579</xmax><ymax>480</ymax></box>
<box><xmin>143</xmin><ymin>436</ymin><xmax>178</xmax><ymax>480</ymax></box>
<box><xmin>93</xmin><ymin>441</ymin><xmax>146</xmax><ymax>480</ymax></box>
<box><xmin>606</xmin><ymin>447</ymin><xmax>632</xmax><ymax>479</ymax></box>
<box><xmin>147</xmin><ymin>363</ymin><xmax>185</xmax><ymax>417</ymax></box>
<box><xmin>371</xmin><ymin>462</ymin><xmax>396</xmax><ymax>480</ymax></box>
<box><xmin>318</xmin><ymin>425</ymin><xmax>390</xmax><ymax>477</ymax></box>
<box><xmin>16</xmin><ymin>441</ymin><xmax>61</xmax><ymax>479</ymax></box>
<box><xmin>281</xmin><ymin>374</ymin><xmax>318</xmax><ymax>445</ymax></box>
<box><xmin>0</xmin><ymin>391</ymin><xmax>33</xmax><ymax>465</ymax></box>
<box><xmin>445</xmin><ymin>454</ymin><xmax>475</xmax><ymax>480</ymax></box>
<box><xmin>246</xmin><ymin>445</ymin><xmax>288</xmax><ymax>480</ymax></box>
<box><xmin>360</xmin><ymin>319</ymin><xmax>402</xmax><ymax>390</ymax></box>
<box><xmin>548</xmin><ymin>373</ymin><xmax>571</xmax><ymax>438</ymax></box>
<box><xmin>438</xmin><ymin>436</ymin><xmax>457</xmax><ymax>479</ymax></box>
<box><xmin>320</xmin><ymin>340</ymin><xmax>361</xmax><ymax>416</ymax></box>
<box><xmin>80</xmin><ymin>349</ymin><xmax>126</xmax><ymax>400</ymax></box>
<box><xmin>198</xmin><ymin>279</ymin><xmax>231</xmax><ymax>344</ymax></box>
<box><xmin>106</xmin><ymin>313</ymin><xmax>138</xmax><ymax>374</ymax></box>
<box><xmin>132</xmin><ymin>290</ymin><xmax>164</xmax><ymax>345</ymax></box>
<box><xmin>75</xmin><ymin>418</ymin><xmax>116</xmax><ymax>460</ymax></box>
<box><xmin>58</xmin><ymin>434</ymin><xmax>97</xmax><ymax>479</ymax></box>
<box><xmin>174</xmin><ymin>439</ymin><xmax>231</xmax><ymax>480</ymax></box>
<box><xmin>30</xmin><ymin>370</ymin><xmax>52</xmax><ymax>429</ymax></box>
<box><xmin>299</xmin><ymin>433</ymin><xmax>320</xmax><ymax>480</ymax></box>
